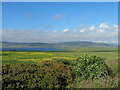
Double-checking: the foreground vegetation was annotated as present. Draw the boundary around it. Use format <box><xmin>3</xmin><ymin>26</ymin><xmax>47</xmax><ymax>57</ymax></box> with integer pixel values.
<box><xmin>1</xmin><ymin>47</ymin><xmax>119</xmax><ymax>88</ymax></box>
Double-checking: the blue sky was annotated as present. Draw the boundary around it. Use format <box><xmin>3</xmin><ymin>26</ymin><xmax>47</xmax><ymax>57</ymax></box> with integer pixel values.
<box><xmin>2</xmin><ymin>2</ymin><xmax>118</xmax><ymax>43</ymax></box>
<box><xmin>3</xmin><ymin>2</ymin><xmax>117</xmax><ymax>30</ymax></box>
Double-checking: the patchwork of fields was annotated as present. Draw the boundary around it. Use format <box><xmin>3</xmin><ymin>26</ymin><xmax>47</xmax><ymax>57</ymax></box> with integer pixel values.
<box><xmin>1</xmin><ymin>47</ymin><xmax>118</xmax><ymax>64</ymax></box>
<box><xmin>1</xmin><ymin>47</ymin><xmax>119</xmax><ymax>88</ymax></box>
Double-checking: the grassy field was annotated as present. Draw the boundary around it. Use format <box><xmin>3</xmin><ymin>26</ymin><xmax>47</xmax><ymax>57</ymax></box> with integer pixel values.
<box><xmin>1</xmin><ymin>47</ymin><xmax>118</xmax><ymax>66</ymax></box>
<box><xmin>1</xmin><ymin>47</ymin><xmax>119</xmax><ymax>88</ymax></box>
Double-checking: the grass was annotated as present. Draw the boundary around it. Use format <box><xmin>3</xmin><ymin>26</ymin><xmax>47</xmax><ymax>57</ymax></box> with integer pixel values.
<box><xmin>67</xmin><ymin>76</ymin><xmax>118</xmax><ymax>88</ymax></box>
<box><xmin>1</xmin><ymin>47</ymin><xmax>119</xmax><ymax>88</ymax></box>
<box><xmin>1</xmin><ymin>47</ymin><xmax>118</xmax><ymax>74</ymax></box>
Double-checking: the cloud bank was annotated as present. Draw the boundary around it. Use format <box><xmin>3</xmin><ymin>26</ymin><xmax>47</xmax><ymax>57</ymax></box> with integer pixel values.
<box><xmin>2</xmin><ymin>23</ymin><xmax>118</xmax><ymax>44</ymax></box>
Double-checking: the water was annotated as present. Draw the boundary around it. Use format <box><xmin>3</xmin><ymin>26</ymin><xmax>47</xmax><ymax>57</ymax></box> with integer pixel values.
<box><xmin>1</xmin><ymin>48</ymin><xmax>69</xmax><ymax>51</ymax></box>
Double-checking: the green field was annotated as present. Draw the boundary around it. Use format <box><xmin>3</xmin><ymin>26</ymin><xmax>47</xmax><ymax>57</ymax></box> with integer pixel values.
<box><xmin>1</xmin><ymin>47</ymin><xmax>119</xmax><ymax>88</ymax></box>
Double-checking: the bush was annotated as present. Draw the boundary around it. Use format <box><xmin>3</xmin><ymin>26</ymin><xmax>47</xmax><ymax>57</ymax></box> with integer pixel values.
<box><xmin>53</xmin><ymin>58</ymin><xmax>72</xmax><ymax>65</ymax></box>
<box><xmin>74</xmin><ymin>55</ymin><xmax>112</xmax><ymax>79</ymax></box>
<box><xmin>2</xmin><ymin>61</ymin><xmax>75</xmax><ymax>89</ymax></box>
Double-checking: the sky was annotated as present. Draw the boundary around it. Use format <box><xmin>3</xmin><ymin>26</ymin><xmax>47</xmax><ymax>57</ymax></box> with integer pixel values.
<box><xmin>2</xmin><ymin>2</ymin><xmax>118</xmax><ymax>43</ymax></box>
<box><xmin>2</xmin><ymin>0</ymin><xmax>119</xmax><ymax>2</ymax></box>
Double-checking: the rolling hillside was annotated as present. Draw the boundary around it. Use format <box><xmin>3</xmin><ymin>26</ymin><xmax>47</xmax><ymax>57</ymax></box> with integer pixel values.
<box><xmin>1</xmin><ymin>41</ymin><xmax>116</xmax><ymax>48</ymax></box>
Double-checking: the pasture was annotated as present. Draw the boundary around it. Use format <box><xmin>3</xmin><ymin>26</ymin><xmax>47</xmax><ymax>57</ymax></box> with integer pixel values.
<box><xmin>1</xmin><ymin>47</ymin><xmax>119</xmax><ymax>88</ymax></box>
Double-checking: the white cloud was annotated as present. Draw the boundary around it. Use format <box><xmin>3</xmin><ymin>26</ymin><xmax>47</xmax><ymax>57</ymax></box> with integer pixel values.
<box><xmin>89</xmin><ymin>26</ymin><xmax>95</xmax><ymax>31</ymax></box>
<box><xmin>94</xmin><ymin>41</ymin><xmax>107</xmax><ymax>43</ymax></box>
<box><xmin>79</xmin><ymin>28</ymin><xmax>86</xmax><ymax>32</ymax></box>
<box><xmin>99</xmin><ymin>23</ymin><xmax>109</xmax><ymax>29</ymax></box>
<box><xmin>113</xmin><ymin>25</ymin><xmax>118</xmax><ymax>31</ymax></box>
<box><xmin>99</xmin><ymin>29</ymin><xmax>105</xmax><ymax>33</ymax></box>
<box><xmin>63</xmin><ymin>28</ymin><xmax>69</xmax><ymax>32</ymax></box>
<box><xmin>2</xmin><ymin>23</ymin><xmax>118</xmax><ymax>44</ymax></box>
<box><xmin>114</xmin><ymin>25</ymin><xmax>118</xmax><ymax>28</ymax></box>
<box><xmin>79</xmin><ymin>30</ymin><xmax>85</xmax><ymax>32</ymax></box>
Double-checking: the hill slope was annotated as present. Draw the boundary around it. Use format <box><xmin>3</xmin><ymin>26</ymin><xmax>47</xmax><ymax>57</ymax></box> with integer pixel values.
<box><xmin>1</xmin><ymin>41</ymin><xmax>116</xmax><ymax>48</ymax></box>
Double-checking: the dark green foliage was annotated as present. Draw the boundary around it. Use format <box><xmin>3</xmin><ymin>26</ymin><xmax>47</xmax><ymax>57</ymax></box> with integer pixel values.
<box><xmin>53</xmin><ymin>58</ymin><xmax>72</xmax><ymax>65</ymax></box>
<box><xmin>2</xmin><ymin>61</ymin><xmax>75</xmax><ymax>89</ymax></box>
<box><xmin>74</xmin><ymin>55</ymin><xmax>112</xmax><ymax>79</ymax></box>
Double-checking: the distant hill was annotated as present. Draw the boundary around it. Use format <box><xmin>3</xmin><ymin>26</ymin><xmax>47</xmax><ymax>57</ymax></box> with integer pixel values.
<box><xmin>1</xmin><ymin>41</ymin><xmax>117</xmax><ymax>48</ymax></box>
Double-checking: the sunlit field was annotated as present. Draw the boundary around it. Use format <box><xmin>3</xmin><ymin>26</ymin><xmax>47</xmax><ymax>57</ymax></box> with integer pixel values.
<box><xmin>1</xmin><ymin>47</ymin><xmax>118</xmax><ymax>64</ymax></box>
<box><xmin>1</xmin><ymin>47</ymin><xmax>119</xmax><ymax>88</ymax></box>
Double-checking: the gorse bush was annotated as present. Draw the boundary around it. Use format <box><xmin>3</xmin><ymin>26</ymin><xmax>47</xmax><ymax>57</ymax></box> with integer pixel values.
<box><xmin>2</xmin><ymin>61</ymin><xmax>75</xmax><ymax>89</ymax></box>
<box><xmin>2</xmin><ymin>55</ymin><xmax>114</xmax><ymax>89</ymax></box>
<box><xmin>53</xmin><ymin>58</ymin><xmax>73</xmax><ymax>66</ymax></box>
<box><xmin>74</xmin><ymin>55</ymin><xmax>112</xmax><ymax>79</ymax></box>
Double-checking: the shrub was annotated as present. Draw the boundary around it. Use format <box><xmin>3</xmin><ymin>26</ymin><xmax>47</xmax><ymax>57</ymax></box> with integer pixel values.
<box><xmin>74</xmin><ymin>55</ymin><xmax>112</xmax><ymax>79</ymax></box>
<box><xmin>2</xmin><ymin>61</ymin><xmax>75</xmax><ymax>89</ymax></box>
<box><xmin>53</xmin><ymin>58</ymin><xmax>72</xmax><ymax>65</ymax></box>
